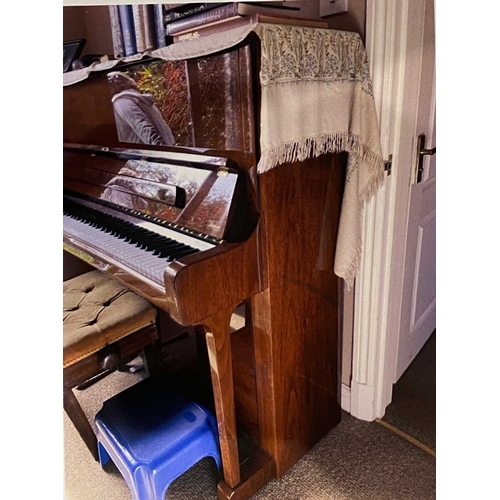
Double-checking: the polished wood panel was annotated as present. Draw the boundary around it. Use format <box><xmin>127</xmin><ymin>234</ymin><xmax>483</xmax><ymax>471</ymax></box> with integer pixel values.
<box><xmin>252</xmin><ymin>153</ymin><xmax>344</xmax><ymax>477</ymax></box>
<box><xmin>231</xmin><ymin>324</ymin><xmax>259</xmax><ymax>444</ymax></box>
<box><xmin>163</xmin><ymin>233</ymin><xmax>260</xmax><ymax>326</ymax></box>
<box><xmin>64</xmin><ymin>76</ymin><xmax>118</xmax><ymax>146</ymax></box>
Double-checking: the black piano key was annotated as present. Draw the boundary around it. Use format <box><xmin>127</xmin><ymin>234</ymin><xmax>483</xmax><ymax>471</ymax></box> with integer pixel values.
<box><xmin>63</xmin><ymin>198</ymin><xmax>201</xmax><ymax>262</ymax></box>
<box><xmin>165</xmin><ymin>247</ymin><xmax>199</xmax><ymax>261</ymax></box>
<box><xmin>153</xmin><ymin>242</ymin><xmax>187</xmax><ymax>257</ymax></box>
<box><xmin>137</xmin><ymin>234</ymin><xmax>171</xmax><ymax>251</ymax></box>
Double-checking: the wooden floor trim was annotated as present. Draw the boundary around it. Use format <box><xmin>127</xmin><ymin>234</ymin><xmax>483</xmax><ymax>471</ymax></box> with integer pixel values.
<box><xmin>375</xmin><ymin>418</ymin><xmax>436</xmax><ymax>458</ymax></box>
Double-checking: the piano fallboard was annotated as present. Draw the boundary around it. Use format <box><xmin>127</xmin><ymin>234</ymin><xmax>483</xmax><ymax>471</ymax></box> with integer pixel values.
<box><xmin>63</xmin><ymin>143</ymin><xmax>261</xmax><ymax>325</ymax></box>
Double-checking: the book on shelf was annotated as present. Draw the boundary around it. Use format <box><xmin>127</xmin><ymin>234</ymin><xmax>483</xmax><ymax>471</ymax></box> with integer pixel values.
<box><xmin>132</xmin><ymin>5</ymin><xmax>156</xmax><ymax>52</ymax></box>
<box><xmin>142</xmin><ymin>5</ymin><xmax>157</xmax><ymax>51</ymax></box>
<box><xmin>109</xmin><ymin>5</ymin><xmax>125</xmax><ymax>58</ymax></box>
<box><xmin>113</xmin><ymin>4</ymin><xmax>164</xmax><ymax>57</ymax></box>
<box><xmin>165</xmin><ymin>2</ymin><xmax>300</xmax><ymax>36</ymax></box>
<box><xmin>118</xmin><ymin>4</ymin><xmax>137</xmax><ymax>56</ymax></box>
<box><xmin>172</xmin><ymin>12</ymin><xmax>329</xmax><ymax>43</ymax></box>
<box><xmin>154</xmin><ymin>4</ymin><xmax>167</xmax><ymax>48</ymax></box>
<box><xmin>132</xmin><ymin>5</ymin><xmax>147</xmax><ymax>52</ymax></box>
<box><xmin>163</xmin><ymin>3</ymin><xmax>229</xmax><ymax>23</ymax></box>
<box><xmin>163</xmin><ymin>2</ymin><xmax>283</xmax><ymax>22</ymax></box>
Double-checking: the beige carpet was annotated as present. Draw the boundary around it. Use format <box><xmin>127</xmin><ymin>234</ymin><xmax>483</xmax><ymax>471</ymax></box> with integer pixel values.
<box><xmin>64</xmin><ymin>307</ymin><xmax>436</xmax><ymax>499</ymax></box>
<box><xmin>64</xmin><ymin>368</ymin><xmax>436</xmax><ymax>500</ymax></box>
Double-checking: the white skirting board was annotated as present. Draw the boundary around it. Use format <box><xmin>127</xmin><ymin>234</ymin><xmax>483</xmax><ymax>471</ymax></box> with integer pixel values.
<box><xmin>340</xmin><ymin>383</ymin><xmax>351</xmax><ymax>414</ymax></box>
<box><xmin>341</xmin><ymin>381</ymin><xmax>387</xmax><ymax>422</ymax></box>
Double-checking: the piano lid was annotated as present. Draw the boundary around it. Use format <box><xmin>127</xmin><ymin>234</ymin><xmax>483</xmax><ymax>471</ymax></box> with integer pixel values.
<box><xmin>63</xmin><ymin>143</ymin><xmax>245</xmax><ymax>242</ymax></box>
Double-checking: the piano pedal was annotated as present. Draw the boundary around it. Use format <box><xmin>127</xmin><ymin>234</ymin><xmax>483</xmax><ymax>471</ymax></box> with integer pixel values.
<box><xmin>119</xmin><ymin>362</ymin><xmax>145</xmax><ymax>374</ymax></box>
<box><xmin>75</xmin><ymin>358</ymin><xmax>146</xmax><ymax>391</ymax></box>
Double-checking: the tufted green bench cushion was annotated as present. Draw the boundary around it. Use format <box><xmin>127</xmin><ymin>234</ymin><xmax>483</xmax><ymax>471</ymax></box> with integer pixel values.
<box><xmin>63</xmin><ymin>270</ymin><xmax>157</xmax><ymax>368</ymax></box>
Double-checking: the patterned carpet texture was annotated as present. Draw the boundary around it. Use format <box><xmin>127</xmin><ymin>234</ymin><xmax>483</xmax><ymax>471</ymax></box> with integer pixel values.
<box><xmin>382</xmin><ymin>333</ymin><xmax>436</xmax><ymax>453</ymax></box>
<box><xmin>64</xmin><ymin>368</ymin><xmax>436</xmax><ymax>500</ymax></box>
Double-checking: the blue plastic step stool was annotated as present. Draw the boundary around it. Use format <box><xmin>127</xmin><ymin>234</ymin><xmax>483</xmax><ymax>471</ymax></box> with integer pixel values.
<box><xmin>95</xmin><ymin>377</ymin><xmax>221</xmax><ymax>500</ymax></box>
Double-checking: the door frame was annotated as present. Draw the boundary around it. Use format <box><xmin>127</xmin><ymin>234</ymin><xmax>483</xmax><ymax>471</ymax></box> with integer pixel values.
<box><xmin>343</xmin><ymin>0</ymin><xmax>426</xmax><ymax>420</ymax></box>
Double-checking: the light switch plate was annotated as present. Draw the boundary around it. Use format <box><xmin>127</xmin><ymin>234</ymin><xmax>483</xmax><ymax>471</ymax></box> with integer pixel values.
<box><xmin>319</xmin><ymin>0</ymin><xmax>348</xmax><ymax>17</ymax></box>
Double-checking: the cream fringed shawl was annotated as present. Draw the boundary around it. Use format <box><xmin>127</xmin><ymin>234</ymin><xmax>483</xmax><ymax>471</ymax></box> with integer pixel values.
<box><xmin>253</xmin><ymin>25</ymin><xmax>384</xmax><ymax>288</ymax></box>
<box><xmin>63</xmin><ymin>23</ymin><xmax>385</xmax><ymax>289</ymax></box>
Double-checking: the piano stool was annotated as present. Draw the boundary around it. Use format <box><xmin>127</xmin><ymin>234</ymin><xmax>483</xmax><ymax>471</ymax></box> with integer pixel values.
<box><xmin>95</xmin><ymin>376</ymin><xmax>222</xmax><ymax>500</ymax></box>
<box><xmin>63</xmin><ymin>270</ymin><xmax>159</xmax><ymax>460</ymax></box>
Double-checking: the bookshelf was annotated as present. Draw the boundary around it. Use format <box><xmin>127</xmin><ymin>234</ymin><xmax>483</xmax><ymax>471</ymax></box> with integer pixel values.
<box><xmin>62</xmin><ymin>2</ymin><xmax>366</xmax><ymax>68</ymax></box>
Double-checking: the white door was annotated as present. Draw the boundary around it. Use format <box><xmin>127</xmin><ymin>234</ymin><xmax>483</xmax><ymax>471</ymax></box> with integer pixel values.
<box><xmin>347</xmin><ymin>0</ymin><xmax>436</xmax><ymax>420</ymax></box>
<box><xmin>395</xmin><ymin>0</ymin><xmax>436</xmax><ymax>380</ymax></box>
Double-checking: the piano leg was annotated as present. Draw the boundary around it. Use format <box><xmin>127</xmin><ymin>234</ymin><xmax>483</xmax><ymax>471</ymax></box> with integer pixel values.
<box><xmin>198</xmin><ymin>307</ymin><xmax>276</xmax><ymax>500</ymax></box>
<box><xmin>198</xmin><ymin>307</ymin><xmax>241</xmax><ymax>488</ymax></box>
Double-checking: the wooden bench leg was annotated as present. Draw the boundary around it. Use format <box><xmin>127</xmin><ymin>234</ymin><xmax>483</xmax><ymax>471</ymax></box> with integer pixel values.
<box><xmin>63</xmin><ymin>386</ymin><xmax>99</xmax><ymax>461</ymax></box>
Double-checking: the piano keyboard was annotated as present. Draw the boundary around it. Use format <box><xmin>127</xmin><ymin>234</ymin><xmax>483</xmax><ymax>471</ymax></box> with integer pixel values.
<box><xmin>63</xmin><ymin>195</ymin><xmax>215</xmax><ymax>286</ymax></box>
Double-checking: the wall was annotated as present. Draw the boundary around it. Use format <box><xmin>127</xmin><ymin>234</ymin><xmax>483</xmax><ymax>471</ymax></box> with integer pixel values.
<box><xmin>285</xmin><ymin>0</ymin><xmax>366</xmax><ymax>39</ymax></box>
<box><xmin>63</xmin><ymin>6</ymin><xmax>114</xmax><ymax>56</ymax></box>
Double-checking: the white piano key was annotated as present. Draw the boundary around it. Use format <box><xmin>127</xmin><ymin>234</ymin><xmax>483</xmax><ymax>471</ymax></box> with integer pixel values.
<box><xmin>65</xmin><ymin>195</ymin><xmax>214</xmax><ymax>251</ymax></box>
<box><xmin>64</xmin><ymin>215</ymin><xmax>175</xmax><ymax>285</ymax></box>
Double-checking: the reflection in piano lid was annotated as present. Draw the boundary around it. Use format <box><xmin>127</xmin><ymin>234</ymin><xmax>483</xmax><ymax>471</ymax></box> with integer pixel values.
<box><xmin>63</xmin><ymin>143</ymin><xmax>258</xmax><ymax>288</ymax></box>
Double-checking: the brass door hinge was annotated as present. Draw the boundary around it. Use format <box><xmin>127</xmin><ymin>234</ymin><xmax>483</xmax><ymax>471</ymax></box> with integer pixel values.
<box><xmin>384</xmin><ymin>154</ymin><xmax>393</xmax><ymax>176</ymax></box>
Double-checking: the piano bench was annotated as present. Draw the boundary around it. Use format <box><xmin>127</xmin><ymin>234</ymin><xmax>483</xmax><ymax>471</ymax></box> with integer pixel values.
<box><xmin>63</xmin><ymin>270</ymin><xmax>159</xmax><ymax>461</ymax></box>
<box><xmin>95</xmin><ymin>376</ymin><xmax>221</xmax><ymax>500</ymax></box>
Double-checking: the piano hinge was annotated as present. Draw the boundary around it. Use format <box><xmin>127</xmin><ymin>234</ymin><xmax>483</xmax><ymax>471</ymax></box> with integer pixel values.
<box><xmin>217</xmin><ymin>166</ymin><xmax>230</xmax><ymax>177</ymax></box>
<box><xmin>64</xmin><ymin>190</ymin><xmax>225</xmax><ymax>246</ymax></box>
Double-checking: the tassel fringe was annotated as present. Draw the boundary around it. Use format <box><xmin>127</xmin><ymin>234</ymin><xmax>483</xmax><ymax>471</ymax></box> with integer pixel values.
<box><xmin>257</xmin><ymin>133</ymin><xmax>385</xmax><ymax>290</ymax></box>
<box><xmin>340</xmin><ymin>243</ymin><xmax>363</xmax><ymax>292</ymax></box>
<box><xmin>257</xmin><ymin>132</ymin><xmax>385</xmax><ymax>209</ymax></box>
<box><xmin>257</xmin><ymin>133</ymin><xmax>383</xmax><ymax>174</ymax></box>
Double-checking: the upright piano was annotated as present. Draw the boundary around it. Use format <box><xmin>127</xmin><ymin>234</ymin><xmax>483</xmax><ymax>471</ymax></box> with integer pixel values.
<box><xmin>64</xmin><ymin>34</ymin><xmax>345</xmax><ymax>500</ymax></box>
